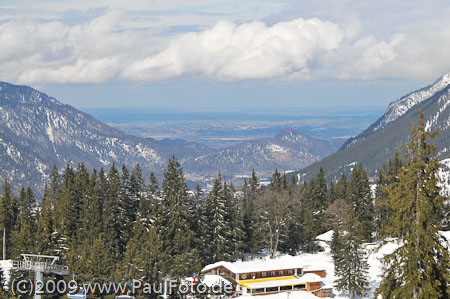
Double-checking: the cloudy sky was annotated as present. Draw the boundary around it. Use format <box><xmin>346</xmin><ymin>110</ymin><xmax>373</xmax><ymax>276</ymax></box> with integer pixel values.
<box><xmin>1</xmin><ymin>0</ymin><xmax>450</xmax><ymax>110</ymax></box>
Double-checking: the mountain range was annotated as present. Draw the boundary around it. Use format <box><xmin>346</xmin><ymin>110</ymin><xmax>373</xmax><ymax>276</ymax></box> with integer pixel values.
<box><xmin>295</xmin><ymin>72</ymin><xmax>450</xmax><ymax>182</ymax></box>
<box><xmin>0</xmin><ymin>82</ymin><xmax>341</xmax><ymax>193</ymax></box>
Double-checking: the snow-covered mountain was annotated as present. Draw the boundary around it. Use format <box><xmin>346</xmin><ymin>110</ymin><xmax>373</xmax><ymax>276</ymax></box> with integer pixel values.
<box><xmin>297</xmin><ymin>72</ymin><xmax>450</xmax><ymax>182</ymax></box>
<box><xmin>182</xmin><ymin>128</ymin><xmax>342</xmax><ymax>180</ymax></box>
<box><xmin>0</xmin><ymin>82</ymin><xmax>341</xmax><ymax>193</ymax></box>
<box><xmin>0</xmin><ymin>82</ymin><xmax>212</xmax><ymax>192</ymax></box>
<box><xmin>373</xmin><ymin>73</ymin><xmax>450</xmax><ymax>132</ymax></box>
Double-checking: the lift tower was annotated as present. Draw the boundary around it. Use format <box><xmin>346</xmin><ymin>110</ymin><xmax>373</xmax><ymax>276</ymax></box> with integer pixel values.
<box><xmin>12</xmin><ymin>254</ymin><xmax>69</xmax><ymax>299</ymax></box>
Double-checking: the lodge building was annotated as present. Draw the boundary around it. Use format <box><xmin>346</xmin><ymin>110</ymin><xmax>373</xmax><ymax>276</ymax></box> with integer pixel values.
<box><xmin>201</xmin><ymin>255</ymin><xmax>332</xmax><ymax>297</ymax></box>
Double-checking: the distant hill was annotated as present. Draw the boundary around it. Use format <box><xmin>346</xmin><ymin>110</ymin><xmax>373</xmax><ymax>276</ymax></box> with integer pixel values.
<box><xmin>0</xmin><ymin>82</ymin><xmax>342</xmax><ymax>193</ymax></box>
<box><xmin>294</xmin><ymin>73</ymin><xmax>450</xmax><ymax>181</ymax></box>
<box><xmin>181</xmin><ymin>128</ymin><xmax>343</xmax><ymax>180</ymax></box>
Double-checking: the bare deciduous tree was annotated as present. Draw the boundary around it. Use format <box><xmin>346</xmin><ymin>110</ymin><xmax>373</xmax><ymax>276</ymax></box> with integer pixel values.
<box><xmin>257</xmin><ymin>190</ymin><xmax>294</xmax><ymax>259</ymax></box>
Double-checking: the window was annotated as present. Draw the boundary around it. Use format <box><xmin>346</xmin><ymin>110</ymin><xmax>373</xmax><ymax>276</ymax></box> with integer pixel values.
<box><xmin>280</xmin><ymin>286</ymin><xmax>293</xmax><ymax>291</ymax></box>
<box><xmin>253</xmin><ymin>288</ymin><xmax>265</xmax><ymax>294</ymax></box>
<box><xmin>270</xmin><ymin>272</ymin><xmax>276</xmax><ymax>277</ymax></box>
<box><xmin>266</xmin><ymin>287</ymin><xmax>278</xmax><ymax>292</ymax></box>
<box><xmin>288</xmin><ymin>270</ymin><xmax>294</xmax><ymax>275</ymax></box>
<box><xmin>294</xmin><ymin>284</ymin><xmax>306</xmax><ymax>290</ymax></box>
<box><xmin>261</xmin><ymin>272</ymin><xmax>267</xmax><ymax>277</ymax></box>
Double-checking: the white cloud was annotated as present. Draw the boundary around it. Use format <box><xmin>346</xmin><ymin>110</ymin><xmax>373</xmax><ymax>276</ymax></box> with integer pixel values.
<box><xmin>0</xmin><ymin>11</ymin><xmax>152</xmax><ymax>84</ymax></box>
<box><xmin>121</xmin><ymin>18</ymin><xmax>345</xmax><ymax>81</ymax></box>
<box><xmin>1</xmin><ymin>0</ymin><xmax>450</xmax><ymax>84</ymax></box>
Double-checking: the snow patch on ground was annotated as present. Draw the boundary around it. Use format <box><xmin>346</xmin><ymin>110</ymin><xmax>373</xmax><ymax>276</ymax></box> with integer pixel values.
<box><xmin>316</xmin><ymin>231</ymin><xmax>333</xmax><ymax>243</ymax></box>
<box><xmin>224</xmin><ymin>231</ymin><xmax>450</xmax><ymax>298</ymax></box>
<box><xmin>268</xmin><ymin>144</ymin><xmax>288</xmax><ymax>153</ymax></box>
<box><xmin>439</xmin><ymin>158</ymin><xmax>450</xmax><ymax>197</ymax></box>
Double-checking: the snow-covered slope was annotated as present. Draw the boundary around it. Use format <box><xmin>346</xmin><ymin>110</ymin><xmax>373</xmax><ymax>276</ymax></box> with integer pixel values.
<box><xmin>374</xmin><ymin>72</ymin><xmax>450</xmax><ymax>132</ymax></box>
<box><xmin>259</xmin><ymin>231</ymin><xmax>450</xmax><ymax>298</ymax></box>
<box><xmin>298</xmin><ymin>72</ymin><xmax>450</xmax><ymax>181</ymax></box>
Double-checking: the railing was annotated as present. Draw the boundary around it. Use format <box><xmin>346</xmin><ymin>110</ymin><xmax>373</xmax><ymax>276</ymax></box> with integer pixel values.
<box><xmin>12</xmin><ymin>260</ymin><xmax>69</xmax><ymax>275</ymax></box>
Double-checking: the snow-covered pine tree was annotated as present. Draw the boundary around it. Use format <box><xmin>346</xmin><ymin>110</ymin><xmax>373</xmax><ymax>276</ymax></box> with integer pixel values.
<box><xmin>334</xmin><ymin>209</ymin><xmax>369</xmax><ymax>299</ymax></box>
<box><xmin>204</xmin><ymin>173</ymin><xmax>229</xmax><ymax>263</ymax></box>
<box><xmin>161</xmin><ymin>157</ymin><xmax>200</xmax><ymax>277</ymax></box>
<box><xmin>223</xmin><ymin>181</ymin><xmax>245</xmax><ymax>260</ymax></box>
<box><xmin>377</xmin><ymin>110</ymin><xmax>450</xmax><ymax>298</ymax></box>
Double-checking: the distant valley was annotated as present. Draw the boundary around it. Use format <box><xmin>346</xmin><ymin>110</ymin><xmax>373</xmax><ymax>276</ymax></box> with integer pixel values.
<box><xmin>83</xmin><ymin>108</ymin><xmax>382</xmax><ymax>149</ymax></box>
<box><xmin>0</xmin><ymin>82</ymin><xmax>358</xmax><ymax>193</ymax></box>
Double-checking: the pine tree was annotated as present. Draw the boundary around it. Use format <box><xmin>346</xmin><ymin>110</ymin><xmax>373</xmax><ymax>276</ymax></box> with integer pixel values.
<box><xmin>160</xmin><ymin>157</ymin><xmax>200</xmax><ymax>277</ymax></box>
<box><xmin>138</xmin><ymin>226</ymin><xmax>164</xmax><ymax>282</ymax></box>
<box><xmin>334</xmin><ymin>209</ymin><xmax>369</xmax><ymax>299</ymax></box>
<box><xmin>85</xmin><ymin>233</ymin><xmax>114</xmax><ymax>281</ymax></box>
<box><xmin>299</xmin><ymin>204</ymin><xmax>320</xmax><ymax>253</ymax></box>
<box><xmin>348</xmin><ymin>164</ymin><xmax>374</xmax><ymax>241</ymax></box>
<box><xmin>190</xmin><ymin>185</ymin><xmax>204</xmax><ymax>248</ymax></box>
<box><xmin>103</xmin><ymin>163</ymin><xmax>124</xmax><ymax>263</ymax></box>
<box><xmin>80</xmin><ymin>169</ymin><xmax>103</xmax><ymax>243</ymax></box>
<box><xmin>203</xmin><ymin>173</ymin><xmax>229</xmax><ymax>263</ymax></box>
<box><xmin>36</xmin><ymin>185</ymin><xmax>58</xmax><ymax>255</ymax></box>
<box><xmin>328</xmin><ymin>180</ymin><xmax>336</xmax><ymax>205</ymax></box>
<box><xmin>48</xmin><ymin>164</ymin><xmax>61</xmax><ymax>201</ymax></box>
<box><xmin>130</xmin><ymin>164</ymin><xmax>145</xmax><ymax>199</ymax></box>
<box><xmin>270</xmin><ymin>169</ymin><xmax>288</xmax><ymax>192</ymax></box>
<box><xmin>241</xmin><ymin>170</ymin><xmax>261</xmax><ymax>254</ymax></box>
<box><xmin>330</xmin><ymin>228</ymin><xmax>341</xmax><ymax>259</ymax></box>
<box><xmin>306</xmin><ymin>167</ymin><xmax>328</xmax><ymax>235</ymax></box>
<box><xmin>335</xmin><ymin>172</ymin><xmax>348</xmax><ymax>202</ymax></box>
<box><xmin>310</xmin><ymin>166</ymin><xmax>328</xmax><ymax>211</ymax></box>
<box><xmin>0</xmin><ymin>180</ymin><xmax>19</xmax><ymax>259</ymax></box>
<box><xmin>279</xmin><ymin>185</ymin><xmax>305</xmax><ymax>255</ymax></box>
<box><xmin>377</xmin><ymin>111</ymin><xmax>450</xmax><ymax>298</ymax></box>
<box><xmin>120</xmin><ymin>164</ymin><xmax>137</xmax><ymax>246</ymax></box>
<box><xmin>17</xmin><ymin>187</ymin><xmax>36</xmax><ymax>228</ymax></box>
<box><xmin>11</xmin><ymin>187</ymin><xmax>37</xmax><ymax>258</ymax></box>
<box><xmin>223</xmin><ymin>181</ymin><xmax>245</xmax><ymax>260</ymax></box>
<box><xmin>375</xmin><ymin>154</ymin><xmax>402</xmax><ymax>238</ymax></box>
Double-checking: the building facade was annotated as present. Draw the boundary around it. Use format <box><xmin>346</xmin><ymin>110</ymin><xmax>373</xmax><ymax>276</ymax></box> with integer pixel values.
<box><xmin>201</xmin><ymin>256</ymin><xmax>332</xmax><ymax>297</ymax></box>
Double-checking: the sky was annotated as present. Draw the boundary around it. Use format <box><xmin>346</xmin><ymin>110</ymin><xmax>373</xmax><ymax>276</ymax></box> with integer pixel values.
<box><xmin>1</xmin><ymin>0</ymin><xmax>450</xmax><ymax>111</ymax></box>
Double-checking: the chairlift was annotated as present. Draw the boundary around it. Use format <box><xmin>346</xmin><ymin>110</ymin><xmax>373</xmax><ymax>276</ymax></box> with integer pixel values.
<box><xmin>67</xmin><ymin>288</ymin><xmax>86</xmax><ymax>299</ymax></box>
